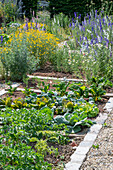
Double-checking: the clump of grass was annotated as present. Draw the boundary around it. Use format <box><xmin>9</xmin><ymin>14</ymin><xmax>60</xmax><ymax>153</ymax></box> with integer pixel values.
<box><xmin>0</xmin><ymin>60</ymin><xmax>5</xmax><ymax>80</ymax></box>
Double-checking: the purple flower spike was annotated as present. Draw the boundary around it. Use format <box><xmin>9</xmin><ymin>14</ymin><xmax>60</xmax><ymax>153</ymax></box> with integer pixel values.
<box><xmin>91</xmin><ymin>27</ymin><xmax>94</xmax><ymax>31</ymax></box>
<box><xmin>1</xmin><ymin>36</ymin><xmax>3</xmax><ymax>44</ymax></box>
<box><xmin>83</xmin><ymin>27</ymin><xmax>85</xmax><ymax>31</ymax></box>
<box><xmin>108</xmin><ymin>23</ymin><xmax>111</xmax><ymax>26</ymax></box>
<box><xmin>74</xmin><ymin>12</ymin><xmax>77</xmax><ymax>18</ymax></box>
<box><xmin>72</xmin><ymin>22</ymin><xmax>75</xmax><ymax>28</ymax></box>
<box><xmin>101</xmin><ymin>36</ymin><xmax>103</xmax><ymax>41</ymax></box>
<box><xmin>25</xmin><ymin>22</ymin><xmax>28</xmax><ymax>30</ymax></box>
<box><xmin>106</xmin><ymin>42</ymin><xmax>108</xmax><ymax>47</ymax></box>
<box><xmin>80</xmin><ymin>36</ymin><xmax>82</xmax><ymax>42</ymax></box>
<box><xmin>42</xmin><ymin>23</ymin><xmax>44</xmax><ymax>31</ymax></box>
<box><xmin>95</xmin><ymin>10</ymin><xmax>97</xmax><ymax>18</ymax></box>
<box><xmin>36</xmin><ymin>22</ymin><xmax>37</xmax><ymax>29</ymax></box>
<box><xmin>90</xmin><ymin>39</ymin><xmax>94</xmax><ymax>44</ymax></box>
<box><xmin>72</xmin><ymin>18</ymin><xmax>74</xmax><ymax>22</ymax></box>
<box><xmin>78</xmin><ymin>14</ymin><xmax>81</xmax><ymax>19</ymax></box>
<box><xmin>69</xmin><ymin>23</ymin><xmax>71</xmax><ymax>27</ymax></box>
<box><xmin>31</xmin><ymin>22</ymin><xmax>33</xmax><ymax>29</ymax></box>
<box><xmin>85</xmin><ymin>37</ymin><xmax>88</xmax><ymax>41</ymax></box>
<box><xmin>110</xmin><ymin>52</ymin><xmax>112</xmax><ymax>57</ymax></box>
<box><xmin>103</xmin><ymin>18</ymin><xmax>105</xmax><ymax>23</ymax></box>
<box><xmin>32</xmin><ymin>17</ymin><xmax>35</xmax><ymax>23</ymax></box>
<box><xmin>84</xmin><ymin>18</ymin><xmax>86</xmax><ymax>25</ymax></box>
<box><xmin>95</xmin><ymin>38</ymin><xmax>98</xmax><ymax>44</ymax></box>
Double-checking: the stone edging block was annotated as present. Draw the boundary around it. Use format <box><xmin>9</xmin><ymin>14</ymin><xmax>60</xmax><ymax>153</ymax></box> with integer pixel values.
<box><xmin>0</xmin><ymin>83</ymin><xmax>20</xmax><ymax>97</ymax></box>
<box><xmin>65</xmin><ymin>98</ymin><xmax>113</xmax><ymax>170</ymax></box>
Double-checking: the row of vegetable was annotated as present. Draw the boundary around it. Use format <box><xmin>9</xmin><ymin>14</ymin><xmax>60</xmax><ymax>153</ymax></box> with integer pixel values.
<box><xmin>0</xmin><ymin>76</ymin><xmax>112</xmax><ymax>168</ymax></box>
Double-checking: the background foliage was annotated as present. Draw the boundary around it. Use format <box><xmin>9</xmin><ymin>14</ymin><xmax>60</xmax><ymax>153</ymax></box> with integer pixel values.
<box><xmin>22</xmin><ymin>0</ymin><xmax>38</xmax><ymax>18</ymax></box>
<box><xmin>48</xmin><ymin>0</ymin><xmax>113</xmax><ymax>18</ymax></box>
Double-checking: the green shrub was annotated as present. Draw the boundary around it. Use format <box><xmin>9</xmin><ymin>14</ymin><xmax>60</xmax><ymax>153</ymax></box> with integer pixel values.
<box><xmin>0</xmin><ymin>37</ymin><xmax>38</xmax><ymax>81</ymax></box>
<box><xmin>22</xmin><ymin>0</ymin><xmax>38</xmax><ymax>18</ymax></box>
<box><xmin>48</xmin><ymin>0</ymin><xmax>113</xmax><ymax>19</ymax></box>
<box><xmin>0</xmin><ymin>0</ymin><xmax>18</xmax><ymax>24</ymax></box>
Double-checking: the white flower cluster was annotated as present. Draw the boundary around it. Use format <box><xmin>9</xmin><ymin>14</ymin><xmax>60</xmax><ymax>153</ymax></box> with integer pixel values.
<box><xmin>10</xmin><ymin>23</ymin><xmax>21</xmax><ymax>28</ymax></box>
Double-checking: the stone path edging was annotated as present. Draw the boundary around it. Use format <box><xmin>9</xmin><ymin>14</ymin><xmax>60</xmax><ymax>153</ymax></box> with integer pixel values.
<box><xmin>64</xmin><ymin>97</ymin><xmax>113</xmax><ymax>170</ymax></box>
<box><xmin>28</xmin><ymin>75</ymin><xmax>113</xmax><ymax>97</ymax></box>
<box><xmin>28</xmin><ymin>75</ymin><xmax>87</xmax><ymax>82</ymax></box>
<box><xmin>0</xmin><ymin>83</ymin><xmax>20</xmax><ymax>97</ymax></box>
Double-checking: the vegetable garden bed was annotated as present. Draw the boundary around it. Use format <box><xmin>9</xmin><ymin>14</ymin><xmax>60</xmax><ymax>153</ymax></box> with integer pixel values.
<box><xmin>0</xmin><ymin>75</ymin><xmax>112</xmax><ymax>169</ymax></box>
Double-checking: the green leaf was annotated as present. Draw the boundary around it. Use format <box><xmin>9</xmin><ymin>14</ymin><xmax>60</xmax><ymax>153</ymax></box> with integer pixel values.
<box><xmin>73</xmin><ymin>126</ymin><xmax>81</xmax><ymax>133</ymax></box>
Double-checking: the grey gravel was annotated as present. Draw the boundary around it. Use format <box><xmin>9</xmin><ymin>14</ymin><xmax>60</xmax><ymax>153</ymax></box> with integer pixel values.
<box><xmin>80</xmin><ymin>109</ymin><xmax>113</xmax><ymax>170</ymax></box>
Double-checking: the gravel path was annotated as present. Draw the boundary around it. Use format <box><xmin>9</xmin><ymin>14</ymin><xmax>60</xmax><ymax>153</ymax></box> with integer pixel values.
<box><xmin>81</xmin><ymin>109</ymin><xmax>113</xmax><ymax>170</ymax></box>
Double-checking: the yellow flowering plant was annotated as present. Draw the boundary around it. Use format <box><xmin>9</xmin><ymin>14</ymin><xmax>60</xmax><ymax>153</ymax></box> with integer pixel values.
<box><xmin>8</xmin><ymin>22</ymin><xmax>59</xmax><ymax>66</ymax></box>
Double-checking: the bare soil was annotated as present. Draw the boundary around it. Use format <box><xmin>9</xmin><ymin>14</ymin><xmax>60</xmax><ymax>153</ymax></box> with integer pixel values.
<box><xmin>45</xmin><ymin>136</ymin><xmax>84</xmax><ymax>166</ymax></box>
<box><xmin>29</xmin><ymin>136</ymin><xmax>84</xmax><ymax>167</ymax></box>
<box><xmin>30</xmin><ymin>61</ymin><xmax>86</xmax><ymax>79</ymax></box>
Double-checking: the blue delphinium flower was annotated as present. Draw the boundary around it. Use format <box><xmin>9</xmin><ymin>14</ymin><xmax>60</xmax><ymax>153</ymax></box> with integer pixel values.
<box><xmin>100</xmin><ymin>36</ymin><xmax>103</xmax><ymax>41</ymax></box>
<box><xmin>91</xmin><ymin>27</ymin><xmax>94</xmax><ymax>31</ymax></box>
<box><xmin>83</xmin><ymin>27</ymin><xmax>85</xmax><ymax>31</ymax></box>
<box><xmin>84</xmin><ymin>18</ymin><xmax>87</xmax><ymax>25</ymax></box>
<box><xmin>95</xmin><ymin>38</ymin><xmax>98</xmax><ymax>44</ymax></box>
<box><xmin>85</xmin><ymin>37</ymin><xmax>88</xmax><ymax>41</ymax></box>
<box><xmin>72</xmin><ymin>22</ymin><xmax>75</xmax><ymax>27</ymax></box>
<box><xmin>1</xmin><ymin>36</ymin><xmax>3</xmax><ymax>44</ymax></box>
<box><xmin>108</xmin><ymin>22</ymin><xmax>111</xmax><ymax>26</ymax></box>
<box><xmin>102</xmin><ymin>18</ymin><xmax>105</xmax><ymax>24</ymax></box>
<box><xmin>90</xmin><ymin>39</ymin><xmax>94</xmax><ymax>45</ymax></box>
<box><xmin>25</xmin><ymin>22</ymin><xmax>28</xmax><ymax>30</ymax></box>
<box><xmin>31</xmin><ymin>22</ymin><xmax>33</xmax><ymax>29</ymax></box>
<box><xmin>86</xmin><ymin>13</ymin><xmax>89</xmax><ymax>18</ymax></box>
<box><xmin>72</xmin><ymin>22</ymin><xmax>75</xmax><ymax>30</ymax></box>
<box><xmin>95</xmin><ymin>10</ymin><xmax>97</xmax><ymax>18</ymax></box>
<box><xmin>36</xmin><ymin>22</ymin><xmax>37</xmax><ymax>29</ymax></box>
<box><xmin>78</xmin><ymin>14</ymin><xmax>81</xmax><ymax>19</ymax></box>
<box><xmin>80</xmin><ymin>36</ymin><xmax>82</xmax><ymax>42</ymax></box>
<box><xmin>69</xmin><ymin>23</ymin><xmax>71</xmax><ymax>27</ymax></box>
<box><xmin>74</xmin><ymin>12</ymin><xmax>77</xmax><ymax>18</ymax></box>
<box><xmin>72</xmin><ymin>18</ymin><xmax>74</xmax><ymax>22</ymax></box>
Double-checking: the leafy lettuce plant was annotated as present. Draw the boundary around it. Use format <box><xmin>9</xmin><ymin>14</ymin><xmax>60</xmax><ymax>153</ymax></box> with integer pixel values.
<box><xmin>0</xmin><ymin>141</ymin><xmax>52</xmax><ymax>169</ymax></box>
<box><xmin>89</xmin><ymin>77</ymin><xmax>107</xmax><ymax>101</ymax></box>
<box><xmin>54</xmin><ymin>102</ymin><xmax>98</xmax><ymax>133</ymax></box>
<box><xmin>69</xmin><ymin>82</ymin><xmax>89</xmax><ymax>98</ymax></box>
<box><xmin>52</xmin><ymin>80</ymin><xmax>70</xmax><ymax>96</ymax></box>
